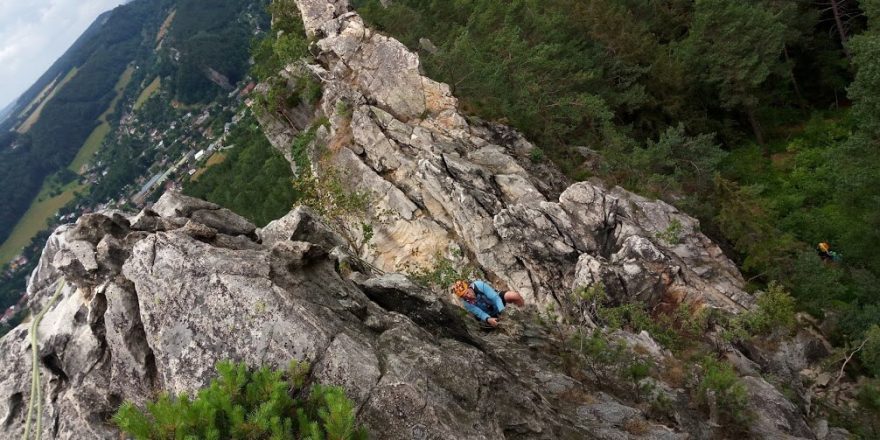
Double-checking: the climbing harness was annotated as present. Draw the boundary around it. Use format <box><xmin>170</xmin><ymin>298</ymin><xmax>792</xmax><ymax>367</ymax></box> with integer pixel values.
<box><xmin>22</xmin><ymin>280</ymin><xmax>65</xmax><ymax>440</ymax></box>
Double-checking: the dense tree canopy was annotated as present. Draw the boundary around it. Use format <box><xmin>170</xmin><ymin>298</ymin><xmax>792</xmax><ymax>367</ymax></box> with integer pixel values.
<box><xmin>184</xmin><ymin>113</ymin><xmax>299</xmax><ymax>227</ymax></box>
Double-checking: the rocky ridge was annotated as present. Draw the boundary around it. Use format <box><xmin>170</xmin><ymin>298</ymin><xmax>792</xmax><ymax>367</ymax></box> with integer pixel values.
<box><xmin>0</xmin><ymin>193</ymin><xmax>691</xmax><ymax>439</ymax></box>
<box><xmin>267</xmin><ymin>0</ymin><xmax>754</xmax><ymax>318</ymax></box>
<box><xmin>0</xmin><ymin>0</ymin><xmax>851</xmax><ymax>439</ymax></box>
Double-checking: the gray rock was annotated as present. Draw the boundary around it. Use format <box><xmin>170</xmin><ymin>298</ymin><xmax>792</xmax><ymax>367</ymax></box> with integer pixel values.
<box><xmin>0</xmin><ymin>194</ymin><xmax>661</xmax><ymax>439</ymax></box>
<box><xmin>190</xmin><ymin>209</ymin><xmax>255</xmax><ymax>238</ymax></box>
<box><xmin>312</xmin><ymin>333</ymin><xmax>380</xmax><ymax>407</ymax></box>
<box><xmin>151</xmin><ymin>192</ymin><xmax>256</xmax><ymax>238</ymax></box>
<box><xmin>259</xmin><ymin>205</ymin><xmax>346</xmax><ymax>249</ymax></box>
<box><xmin>577</xmin><ymin>394</ymin><xmax>640</xmax><ymax>426</ymax></box>
<box><xmin>152</xmin><ymin>191</ymin><xmax>220</xmax><ymax>218</ymax></box>
<box><xmin>742</xmin><ymin>376</ymin><xmax>814</xmax><ymax>439</ymax></box>
<box><xmin>128</xmin><ymin>208</ymin><xmax>162</xmax><ymax>231</ymax></box>
<box><xmin>419</xmin><ymin>37</ymin><xmax>438</xmax><ymax>54</ymax></box>
<box><xmin>824</xmin><ymin>427</ymin><xmax>852</xmax><ymax>440</ymax></box>
<box><xmin>68</xmin><ymin>213</ymin><xmax>129</xmax><ymax>244</ymax></box>
<box><xmin>354</xmin><ymin>273</ymin><xmax>471</xmax><ymax>341</ymax></box>
<box><xmin>0</xmin><ymin>1</ymin><xmax>832</xmax><ymax>439</ymax></box>
<box><xmin>178</xmin><ymin>219</ymin><xmax>218</xmax><ymax>240</ymax></box>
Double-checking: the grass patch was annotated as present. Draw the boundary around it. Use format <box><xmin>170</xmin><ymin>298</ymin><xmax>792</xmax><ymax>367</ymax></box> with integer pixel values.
<box><xmin>69</xmin><ymin>123</ymin><xmax>112</xmax><ymax>174</ymax></box>
<box><xmin>68</xmin><ymin>65</ymin><xmax>135</xmax><ymax>173</ymax></box>
<box><xmin>133</xmin><ymin>76</ymin><xmax>161</xmax><ymax>110</ymax></box>
<box><xmin>0</xmin><ymin>180</ymin><xmax>87</xmax><ymax>265</ymax></box>
<box><xmin>189</xmin><ymin>152</ymin><xmax>227</xmax><ymax>181</ymax></box>
<box><xmin>16</xmin><ymin>67</ymin><xmax>79</xmax><ymax>134</ymax></box>
<box><xmin>155</xmin><ymin>9</ymin><xmax>176</xmax><ymax>44</ymax></box>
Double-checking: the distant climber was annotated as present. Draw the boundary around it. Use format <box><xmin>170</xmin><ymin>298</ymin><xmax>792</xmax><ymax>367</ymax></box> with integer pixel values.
<box><xmin>817</xmin><ymin>242</ymin><xmax>842</xmax><ymax>263</ymax></box>
<box><xmin>452</xmin><ymin>279</ymin><xmax>525</xmax><ymax>327</ymax></box>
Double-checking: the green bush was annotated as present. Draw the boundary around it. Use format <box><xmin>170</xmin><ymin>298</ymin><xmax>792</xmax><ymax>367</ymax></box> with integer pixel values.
<box><xmin>251</xmin><ymin>0</ymin><xmax>319</xmax><ymax>117</ymax></box>
<box><xmin>723</xmin><ymin>282</ymin><xmax>797</xmax><ymax>342</ymax></box>
<box><xmin>862</xmin><ymin>325</ymin><xmax>880</xmax><ymax>378</ymax></box>
<box><xmin>529</xmin><ymin>147</ymin><xmax>545</xmax><ymax>163</ymax></box>
<box><xmin>858</xmin><ymin>379</ymin><xmax>880</xmax><ymax>414</ymax></box>
<box><xmin>113</xmin><ymin>360</ymin><xmax>367</xmax><ymax>440</ymax></box>
<box><xmin>405</xmin><ymin>250</ymin><xmax>482</xmax><ymax>291</ymax></box>
<box><xmin>567</xmin><ymin>329</ymin><xmax>657</xmax><ymax>399</ymax></box>
<box><xmin>291</xmin><ymin>126</ymin><xmax>319</xmax><ymax>170</ymax></box>
<box><xmin>655</xmin><ymin>219</ymin><xmax>684</xmax><ymax>245</ymax></box>
<box><xmin>571</xmin><ymin>284</ymin><xmax>708</xmax><ymax>351</ymax></box>
<box><xmin>852</xmin><ymin>379</ymin><xmax>880</xmax><ymax>438</ymax></box>
<box><xmin>696</xmin><ymin>357</ymin><xmax>752</xmax><ymax>427</ymax></box>
<box><xmin>251</xmin><ymin>0</ymin><xmax>310</xmax><ymax>82</ymax></box>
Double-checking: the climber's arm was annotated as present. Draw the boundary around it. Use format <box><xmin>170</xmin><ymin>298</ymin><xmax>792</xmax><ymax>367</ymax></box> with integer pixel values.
<box><xmin>461</xmin><ymin>300</ymin><xmax>490</xmax><ymax>322</ymax></box>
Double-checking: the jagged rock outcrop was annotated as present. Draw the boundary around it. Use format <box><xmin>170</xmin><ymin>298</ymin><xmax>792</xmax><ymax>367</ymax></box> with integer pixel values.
<box><xmin>267</xmin><ymin>0</ymin><xmax>753</xmax><ymax>318</ymax></box>
<box><xmin>0</xmin><ymin>1</ymin><xmax>851</xmax><ymax>439</ymax></box>
<box><xmin>1</xmin><ymin>193</ymin><xmax>693</xmax><ymax>439</ymax></box>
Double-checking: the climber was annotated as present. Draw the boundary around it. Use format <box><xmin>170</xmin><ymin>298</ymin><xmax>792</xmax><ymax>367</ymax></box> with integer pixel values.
<box><xmin>817</xmin><ymin>242</ymin><xmax>842</xmax><ymax>263</ymax></box>
<box><xmin>452</xmin><ymin>279</ymin><xmax>525</xmax><ymax>327</ymax></box>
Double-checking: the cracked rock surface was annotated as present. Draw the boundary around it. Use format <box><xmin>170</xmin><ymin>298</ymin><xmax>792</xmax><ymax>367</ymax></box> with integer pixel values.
<box><xmin>0</xmin><ymin>2</ymin><xmax>845</xmax><ymax>439</ymax></box>
<box><xmin>269</xmin><ymin>0</ymin><xmax>753</xmax><ymax>316</ymax></box>
<box><xmin>0</xmin><ymin>193</ymin><xmax>692</xmax><ymax>439</ymax></box>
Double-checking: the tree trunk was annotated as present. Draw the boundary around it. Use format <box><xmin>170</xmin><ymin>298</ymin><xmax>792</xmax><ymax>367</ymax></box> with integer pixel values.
<box><xmin>783</xmin><ymin>46</ymin><xmax>806</xmax><ymax>109</ymax></box>
<box><xmin>830</xmin><ymin>0</ymin><xmax>852</xmax><ymax>59</ymax></box>
<box><xmin>746</xmin><ymin>107</ymin><xmax>766</xmax><ymax>150</ymax></box>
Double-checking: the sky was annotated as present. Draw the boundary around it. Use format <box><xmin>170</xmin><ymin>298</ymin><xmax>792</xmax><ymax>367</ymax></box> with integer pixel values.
<box><xmin>0</xmin><ymin>0</ymin><xmax>123</xmax><ymax>109</ymax></box>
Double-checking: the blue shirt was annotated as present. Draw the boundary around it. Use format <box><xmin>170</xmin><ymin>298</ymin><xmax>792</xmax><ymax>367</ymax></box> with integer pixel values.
<box><xmin>460</xmin><ymin>280</ymin><xmax>505</xmax><ymax>322</ymax></box>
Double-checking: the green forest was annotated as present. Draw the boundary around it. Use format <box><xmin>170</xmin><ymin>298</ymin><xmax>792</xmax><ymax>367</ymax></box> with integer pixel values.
<box><xmin>0</xmin><ymin>0</ymin><xmax>265</xmax><ymax>247</ymax></box>
<box><xmin>350</xmin><ymin>0</ymin><xmax>880</xmax><ymax>351</ymax></box>
<box><xmin>0</xmin><ymin>0</ymin><xmax>160</xmax><ymax>246</ymax></box>
<box><xmin>184</xmin><ymin>113</ymin><xmax>298</xmax><ymax>227</ymax></box>
<box><xmin>161</xmin><ymin>0</ymin><xmax>260</xmax><ymax>103</ymax></box>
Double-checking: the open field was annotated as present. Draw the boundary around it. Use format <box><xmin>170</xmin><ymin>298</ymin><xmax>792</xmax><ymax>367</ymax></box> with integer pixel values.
<box><xmin>0</xmin><ymin>181</ymin><xmax>88</xmax><ymax>265</ymax></box>
<box><xmin>0</xmin><ymin>65</ymin><xmax>133</xmax><ymax>264</ymax></box>
<box><xmin>68</xmin><ymin>65</ymin><xmax>135</xmax><ymax>173</ymax></box>
<box><xmin>156</xmin><ymin>9</ymin><xmax>176</xmax><ymax>44</ymax></box>
<box><xmin>17</xmin><ymin>77</ymin><xmax>58</xmax><ymax>119</ymax></box>
<box><xmin>190</xmin><ymin>152</ymin><xmax>227</xmax><ymax>181</ymax></box>
<box><xmin>16</xmin><ymin>68</ymin><xmax>79</xmax><ymax>134</ymax></box>
<box><xmin>134</xmin><ymin>77</ymin><xmax>161</xmax><ymax>110</ymax></box>
<box><xmin>69</xmin><ymin>124</ymin><xmax>112</xmax><ymax>174</ymax></box>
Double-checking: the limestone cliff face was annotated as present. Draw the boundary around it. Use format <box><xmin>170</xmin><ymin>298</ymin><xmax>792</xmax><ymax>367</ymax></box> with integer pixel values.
<box><xmin>267</xmin><ymin>0</ymin><xmax>752</xmax><ymax>316</ymax></box>
<box><xmin>0</xmin><ymin>1</ymin><xmax>850</xmax><ymax>439</ymax></box>
<box><xmin>0</xmin><ymin>193</ymin><xmax>832</xmax><ymax>439</ymax></box>
<box><xmin>0</xmin><ymin>194</ymin><xmax>689</xmax><ymax>439</ymax></box>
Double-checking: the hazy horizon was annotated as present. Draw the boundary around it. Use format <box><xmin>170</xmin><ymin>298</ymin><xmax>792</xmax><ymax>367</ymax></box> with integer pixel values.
<box><xmin>0</xmin><ymin>0</ymin><xmax>124</xmax><ymax>111</ymax></box>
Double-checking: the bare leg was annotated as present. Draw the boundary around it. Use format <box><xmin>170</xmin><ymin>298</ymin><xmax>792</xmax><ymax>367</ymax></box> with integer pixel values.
<box><xmin>503</xmin><ymin>291</ymin><xmax>525</xmax><ymax>307</ymax></box>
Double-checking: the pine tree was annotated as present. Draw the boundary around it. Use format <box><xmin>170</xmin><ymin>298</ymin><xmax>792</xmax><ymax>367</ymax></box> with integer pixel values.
<box><xmin>112</xmin><ymin>361</ymin><xmax>367</xmax><ymax>440</ymax></box>
<box><xmin>680</xmin><ymin>0</ymin><xmax>787</xmax><ymax>146</ymax></box>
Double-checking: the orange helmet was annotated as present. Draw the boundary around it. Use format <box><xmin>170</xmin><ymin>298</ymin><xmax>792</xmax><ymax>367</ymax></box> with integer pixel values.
<box><xmin>452</xmin><ymin>280</ymin><xmax>469</xmax><ymax>297</ymax></box>
<box><xmin>818</xmin><ymin>242</ymin><xmax>830</xmax><ymax>252</ymax></box>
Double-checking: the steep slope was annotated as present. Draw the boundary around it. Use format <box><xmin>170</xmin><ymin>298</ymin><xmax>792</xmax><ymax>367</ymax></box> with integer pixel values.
<box><xmin>0</xmin><ymin>193</ymin><xmax>685</xmax><ymax>439</ymax></box>
<box><xmin>0</xmin><ymin>1</ymin><xmax>857</xmax><ymax>439</ymax></box>
<box><xmin>261</xmin><ymin>1</ymin><xmax>752</xmax><ymax>316</ymax></box>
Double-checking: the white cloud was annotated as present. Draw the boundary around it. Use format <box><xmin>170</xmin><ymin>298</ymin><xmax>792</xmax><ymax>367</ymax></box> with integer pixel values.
<box><xmin>0</xmin><ymin>0</ymin><xmax>122</xmax><ymax>109</ymax></box>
